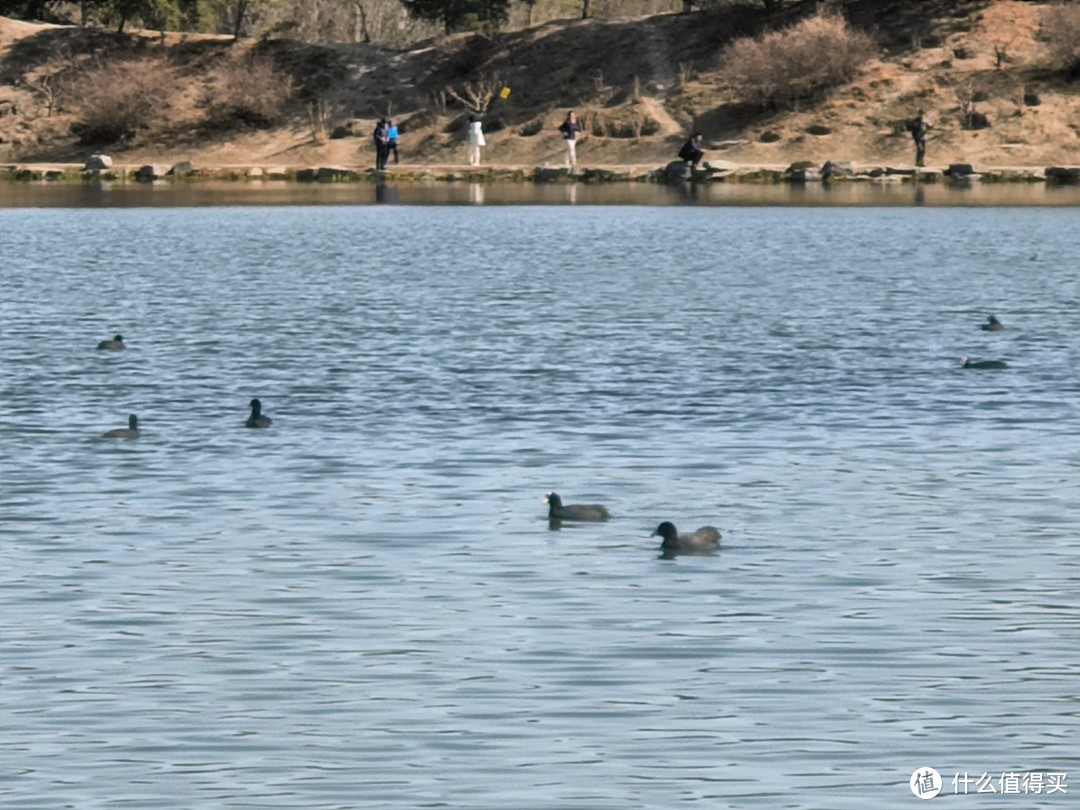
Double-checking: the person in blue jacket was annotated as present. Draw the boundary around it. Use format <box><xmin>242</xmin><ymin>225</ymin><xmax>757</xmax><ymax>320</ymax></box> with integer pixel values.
<box><xmin>387</xmin><ymin>120</ymin><xmax>400</xmax><ymax>165</ymax></box>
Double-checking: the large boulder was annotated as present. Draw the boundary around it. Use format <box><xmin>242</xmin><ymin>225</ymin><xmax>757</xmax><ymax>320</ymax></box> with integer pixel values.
<box><xmin>135</xmin><ymin>165</ymin><xmax>166</xmax><ymax>182</ymax></box>
<box><xmin>822</xmin><ymin>161</ymin><xmax>855</xmax><ymax>180</ymax></box>
<box><xmin>1046</xmin><ymin>166</ymin><xmax>1080</xmax><ymax>184</ymax></box>
<box><xmin>168</xmin><ymin>161</ymin><xmax>195</xmax><ymax>178</ymax></box>
<box><xmin>788</xmin><ymin>167</ymin><xmax>823</xmax><ymax>183</ymax></box>
<box><xmin>785</xmin><ymin>160</ymin><xmax>820</xmax><ymax>182</ymax></box>
<box><xmin>84</xmin><ymin>154</ymin><xmax>112</xmax><ymax>171</ymax></box>
<box><xmin>664</xmin><ymin>161</ymin><xmax>692</xmax><ymax>182</ymax></box>
<box><xmin>945</xmin><ymin>163</ymin><xmax>975</xmax><ymax>178</ymax></box>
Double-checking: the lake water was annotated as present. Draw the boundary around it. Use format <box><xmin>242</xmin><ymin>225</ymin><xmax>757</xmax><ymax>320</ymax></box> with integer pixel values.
<box><xmin>1</xmin><ymin>198</ymin><xmax>1078</xmax><ymax>808</ymax></box>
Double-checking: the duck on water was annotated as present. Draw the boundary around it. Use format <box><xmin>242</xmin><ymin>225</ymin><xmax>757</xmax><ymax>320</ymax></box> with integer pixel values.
<box><xmin>102</xmin><ymin>414</ymin><xmax>139</xmax><ymax>439</ymax></box>
<box><xmin>245</xmin><ymin>398</ymin><xmax>273</xmax><ymax>428</ymax></box>
<box><xmin>652</xmin><ymin>521</ymin><xmax>721</xmax><ymax>554</ymax></box>
<box><xmin>962</xmin><ymin>357</ymin><xmax>1008</xmax><ymax>369</ymax></box>
<box><xmin>544</xmin><ymin>492</ymin><xmax>610</xmax><ymax>522</ymax></box>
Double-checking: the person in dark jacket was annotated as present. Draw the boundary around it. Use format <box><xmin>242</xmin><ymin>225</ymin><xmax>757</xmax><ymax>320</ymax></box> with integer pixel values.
<box><xmin>373</xmin><ymin>118</ymin><xmax>389</xmax><ymax>170</ymax></box>
<box><xmin>558</xmin><ymin>111</ymin><xmax>582</xmax><ymax>169</ymax></box>
<box><xmin>910</xmin><ymin>110</ymin><xmax>932</xmax><ymax>168</ymax></box>
<box><xmin>678</xmin><ymin>132</ymin><xmax>705</xmax><ymax>168</ymax></box>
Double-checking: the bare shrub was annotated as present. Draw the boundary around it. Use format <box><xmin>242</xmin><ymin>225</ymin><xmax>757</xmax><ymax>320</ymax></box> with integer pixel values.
<box><xmin>720</xmin><ymin>11</ymin><xmax>876</xmax><ymax>108</ymax></box>
<box><xmin>205</xmin><ymin>55</ymin><xmax>293</xmax><ymax>128</ymax></box>
<box><xmin>307</xmin><ymin>97</ymin><xmax>331</xmax><ymax>143</ymax></box>
<box><xmin>992</xmin><ymin>39</ymin><xmax>1012</xmax><ymax>70</ymax></box>
<box><xmin>678</xmin><ymin>61</ymin><xmax>695</xmax><ymax>87</ymax></box>
<box><xmin>955</xmin><ymin>80</ymin><xmax>977</xmax><ymax>128</ymax></box>
<box><xmin>66</xmin><ymin>56</ymin><xmax>172</xmax><ymax>144</ymax></box>
<box><xmin>1042</xmin><ymin>3</ymin><xmax>1080</xmax><ymax>73</ymax></box>
<box><xmin>445</xmin><ymin>73</ymin><xmax>504</xmax><ymax>114</ymax></box>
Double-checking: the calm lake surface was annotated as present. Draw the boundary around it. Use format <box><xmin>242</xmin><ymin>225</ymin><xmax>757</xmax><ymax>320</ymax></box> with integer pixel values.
<box><xmin>1</xmin><ymin>200</ymin><xmax>1078</xmax><ymax>808</ymax></box>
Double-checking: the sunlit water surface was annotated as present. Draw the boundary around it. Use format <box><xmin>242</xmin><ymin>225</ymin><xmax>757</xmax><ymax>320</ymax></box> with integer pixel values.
<box><xmin>1</xmin><ymin>202</ymin><xmax>1078</xmax><ymax>808</ymax></box>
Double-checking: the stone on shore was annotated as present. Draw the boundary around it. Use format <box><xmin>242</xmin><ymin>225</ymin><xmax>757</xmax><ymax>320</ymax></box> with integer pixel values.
<box><xmin>168</xmin><ymin>161</ymin><xmax>196</xmax><ymax>178</ymax></box>
<box><xmin>1046</xmin><ymin>167</ymin><xmax>1080</xmax><ymax>184</ymax></box>
<box><xmin>788</xmin><ymin>167</ymin><xmax>823</xmax><ymax>182</ymax></box>
<box><xmin>135</xmin><ymin>165</ymin><xmax>167</xmax><ymax>182</ymax></box>
<box><xmin>85</xmin><ymin>154</ymin><xmax>112</xmax><ymax>171</ymax></box>
<box><xmin>664</xmin><ymin>161</ymin><xmax>692</xmax><ymax>182</ymax></box>
<box><xmin>945</xmin><ymin>163</ymin><xmax>976</xmax><ymax>178</ymax></box>
<box><xmin>822</xmin><ymin>161</ymin><xmax>855</xmax><ymax>180</ymax></box>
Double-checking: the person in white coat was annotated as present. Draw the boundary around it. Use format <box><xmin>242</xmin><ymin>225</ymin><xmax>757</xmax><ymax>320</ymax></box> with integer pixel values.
<box><xmin>467</xmin><ymin>114</ymin><xmax>485</xmax><ymax>166</ymax></box>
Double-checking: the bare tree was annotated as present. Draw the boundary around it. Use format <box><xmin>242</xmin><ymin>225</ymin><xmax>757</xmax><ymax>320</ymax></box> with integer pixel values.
<box><xmin>27</xmin><ymin>73</ymin><xmax>60</xmax><ymax>116</ymax></box>
<box><xmin>355</xmin><ymin>1</ymin><xmax>372</xmax><ymax>42</ymax></box>
<box><xmin>445</xmin><ymin>73</ymin><xmax>503</xmax><ymax>114</ymax></box>
<box><xmin>231</xmin><ymin>0</ymin><xmax>250</xmax><ymax>39</ymax></box>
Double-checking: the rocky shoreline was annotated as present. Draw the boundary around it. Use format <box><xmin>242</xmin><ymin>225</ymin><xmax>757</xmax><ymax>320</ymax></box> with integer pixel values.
<box><xmin>2</xmin><ymin>158</ymin><xmax>1079</xmax><ymax>186</ymax></box>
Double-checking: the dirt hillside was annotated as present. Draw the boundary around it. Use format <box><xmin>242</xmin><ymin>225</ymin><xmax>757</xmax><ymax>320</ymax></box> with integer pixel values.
<box><xmin>0</xmin><ymin>1</ymin><xmax>1077</xmax><ymax>170</ymax></box>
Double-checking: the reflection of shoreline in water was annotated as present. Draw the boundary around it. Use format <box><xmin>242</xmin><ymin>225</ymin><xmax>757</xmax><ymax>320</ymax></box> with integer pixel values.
<box><xmin>2</xmin><ymin>180</ymin><xmax>1080</xmax><ymax>208</ymax></box>
<box><xmin>374</xmin><ymin>183</ymin><xmax>399</xmax><ymax>205</ymax></box>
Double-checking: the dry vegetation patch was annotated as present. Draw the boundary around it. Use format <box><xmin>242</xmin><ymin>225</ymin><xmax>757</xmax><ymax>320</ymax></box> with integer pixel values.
<box><xmin>1042</xmin><ymin>2</ymin><xmax>1080</xmax><ymax>74</ymax></box>
<box><xmin>719</xmin><ymin>11</ymin><xmax>876</xmax><ymax>108</ymax></box>
<box><xmin>204</xmin><ymin>55</ymin><xmax>294</xmax><ymax>128</ymax></box>
<box><xmin>66</xmin><ymin>55</ymin><xmax>176</xmax><ymax>144</ymax></box>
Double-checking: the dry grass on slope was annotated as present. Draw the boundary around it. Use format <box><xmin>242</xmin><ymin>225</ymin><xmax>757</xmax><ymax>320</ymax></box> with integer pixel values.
<box><xmin>1</xmin><ymin>2</ymin><xmax>1078</xmax><ymax>169</ymax></box>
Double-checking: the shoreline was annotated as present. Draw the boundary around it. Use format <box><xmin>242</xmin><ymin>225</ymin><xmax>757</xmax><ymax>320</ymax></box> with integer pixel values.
<box><xmin>2</xmin><ymin>161</ymin><xmax>1079</xmax><ymax>186</ymax></box>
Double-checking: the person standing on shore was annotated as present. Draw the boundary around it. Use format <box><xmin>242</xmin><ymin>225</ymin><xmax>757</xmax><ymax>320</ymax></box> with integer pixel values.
<box><xmin>910</xmin><ymin>110</ymin><xmax>932</xmax><ymax>168</ymax></box>
<box><xmin>387</xmin><ymin>119</ymin><xmax>400</xmax><ymax>165</ymax></box>
<box><xmin>373</xmin><ymin>118</ymin><xmax>390</xmax><ymax>170</ymax></box>
<box><xmin>467</xmin><ymin>114</ymin><xmax>485</xmax><ymax>166</ymax></box>
<box><xmin>558</xmin><ymin>111</ymin><xmax>582</xmax><ymax>169</ymax></box>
